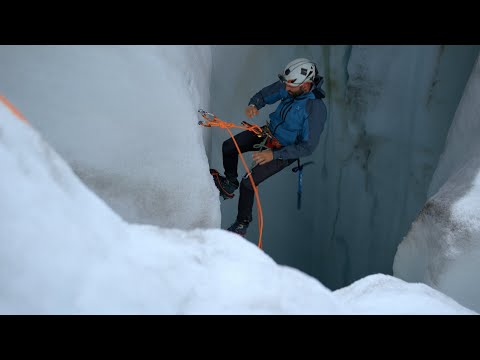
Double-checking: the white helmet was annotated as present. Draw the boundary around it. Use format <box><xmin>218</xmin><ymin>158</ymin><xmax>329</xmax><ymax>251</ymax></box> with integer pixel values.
<box><xmin>278</xmin><ymin>58</ymin><xmax>317</xmax><ymax>86</ymax></box>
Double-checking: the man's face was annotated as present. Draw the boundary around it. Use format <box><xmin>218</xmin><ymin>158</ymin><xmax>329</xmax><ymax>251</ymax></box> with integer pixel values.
<box><xmin>285</xmin><ymin>82</ymin><xmax>305</xmax><ymax>97</ymax></box>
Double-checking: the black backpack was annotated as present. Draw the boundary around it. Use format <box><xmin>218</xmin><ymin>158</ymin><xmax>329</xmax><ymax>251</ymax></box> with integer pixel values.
<box><xmin>312</xmin><ymin>69</ymin><xmax>326</xmax><ymax>99</ymax></box>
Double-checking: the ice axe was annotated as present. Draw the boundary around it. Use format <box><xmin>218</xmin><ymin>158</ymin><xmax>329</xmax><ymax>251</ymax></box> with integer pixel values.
<box><xmin>292</xmin><ymin>160</ymin><xmax>314</xmax><ymax>210</ymax></box>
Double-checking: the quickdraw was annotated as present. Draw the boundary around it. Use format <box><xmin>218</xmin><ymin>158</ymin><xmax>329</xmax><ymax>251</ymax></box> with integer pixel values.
<box><xmin>198</xmin><ymin>109</ymin><xmax>280</xmax><ymax>149</ymax></box>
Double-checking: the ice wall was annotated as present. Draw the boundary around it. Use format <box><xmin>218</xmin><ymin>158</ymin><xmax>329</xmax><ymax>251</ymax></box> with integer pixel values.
<box><xmin>393</xmin><ymin>55</ymin><xmax>480</xmax><ymax>312</ymax></box>
<box><xmin>0</xmin><ymin>45</ymin><xmax>219</xmax><ymax>230</ymax></box>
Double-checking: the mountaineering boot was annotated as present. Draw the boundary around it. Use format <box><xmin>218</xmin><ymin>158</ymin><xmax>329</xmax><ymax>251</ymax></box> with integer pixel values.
<box><xmin>210</xmin><ymin>169</ymin><xmax>239</xmax><ymax>200</ymax></box>
<box><xmin>226</xmin><ymin>219</ymin><xmax>250</xmax><ymax>237</ymax></box>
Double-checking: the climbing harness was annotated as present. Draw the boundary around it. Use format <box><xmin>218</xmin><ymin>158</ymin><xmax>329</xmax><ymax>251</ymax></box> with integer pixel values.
<box><xmin>244</xmin><ymin>123</ymin><xmax>281</xmax><ymax>181</ymax></box>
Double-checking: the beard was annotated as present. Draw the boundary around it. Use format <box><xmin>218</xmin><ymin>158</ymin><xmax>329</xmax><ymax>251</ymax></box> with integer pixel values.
<box><xmin>288</xmin><ymin>88</ymin><xmax>305</xmax><ymax>98</ymax></box>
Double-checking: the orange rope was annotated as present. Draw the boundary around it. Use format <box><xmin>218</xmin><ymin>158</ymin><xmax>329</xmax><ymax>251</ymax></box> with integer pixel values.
<box><xmin>199</xmin><ymin>111</ymin><xmax>264</xmax><ymax>249</ymax></box>
<box><xmin>225</xmin><ymin>127</ymin><xmax>263</xmax><ymax>249</ymax></box>
<box><xmin>0</xmin><ymin>95</ymin><xmax>30</xmax><ymax>125</ymax></box>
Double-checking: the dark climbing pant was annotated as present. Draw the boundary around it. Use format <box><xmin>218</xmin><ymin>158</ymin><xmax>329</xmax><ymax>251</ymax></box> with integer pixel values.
<box><xmin>222</xmin><ymin>130</ymin><xmax>296</xmax><ymax>223</ymax></box>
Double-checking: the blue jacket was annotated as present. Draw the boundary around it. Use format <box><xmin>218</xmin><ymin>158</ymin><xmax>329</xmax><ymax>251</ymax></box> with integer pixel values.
<box><xmin>248</xmin><ymin>80</ymin><xmax>327</xmax><ymax>160</ymax></box>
